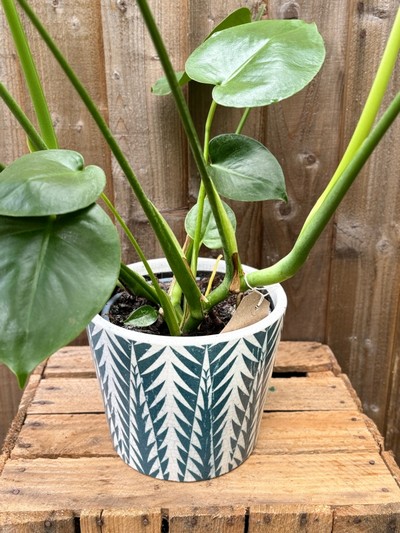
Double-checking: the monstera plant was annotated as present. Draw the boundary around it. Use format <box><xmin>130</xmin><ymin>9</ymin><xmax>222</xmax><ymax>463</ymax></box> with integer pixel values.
<box><xmin>0</xmin><ymin>0</ymin><xmax>398</xmax><ymax>386</ymax></box>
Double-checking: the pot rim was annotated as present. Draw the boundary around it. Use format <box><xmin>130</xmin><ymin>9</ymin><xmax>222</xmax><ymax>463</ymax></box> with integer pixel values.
<box><xmin>91</xmin><ymin>257</ymin><xmax>287</xmax><ymax>345</ymax></box>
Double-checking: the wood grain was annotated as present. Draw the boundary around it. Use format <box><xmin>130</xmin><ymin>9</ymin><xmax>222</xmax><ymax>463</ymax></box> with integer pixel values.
<box><xmin>326</xmin><ymin>0</ymin><xmax>400</xmax><ymax>441</ymax></box>
<box><xmin>0</xmin><ymin>453</ymin><xmax>399</xmax><ymax>512</ymax></box>
<box><xmin>100</xmin><ymin>0</ymin><xmax>188</xmax><ymax>261</ymax></box>
<box><xmin>169</xmin><ymin>506</ymin><xmax>246</xmax><ymax>533</ymax></box>
<box><xmin>264</xmin><ymin>0</ymin><xmax>349</xmax><ymax>340</ymax></box>
<box><xmin>80</xmin><ymin>508</ymin><xmax>162</xmax><ymax>533</ymax></box>
<box><xmin>0</xmin><ymin>510</ymin><xmax>75</xmax><ymax>532</ymax></box>
<box><xmin>248</xmin><ymin>504</ymin><xmax>333</xmax><ymax>533</ymax></box>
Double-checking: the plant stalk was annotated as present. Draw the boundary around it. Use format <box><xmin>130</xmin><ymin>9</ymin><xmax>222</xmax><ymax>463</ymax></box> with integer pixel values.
<box><xmin>15</xmin><ymin>0</ymin><xmax>204</xmax><ymax>323</ymax></box>
<box><xmin>244</xmin><ymin>91</ymin><xmax>400</xmax><ymax>289</ymax></box>
<box><xmin>302</xmin><ymin>6</ymin><xmax>400</xmax><ymax>233</ymax></box>
<box><xmin>1</xmin><ymin>0</ymin><xmax>58</xmax><ymax>149</ymax></box>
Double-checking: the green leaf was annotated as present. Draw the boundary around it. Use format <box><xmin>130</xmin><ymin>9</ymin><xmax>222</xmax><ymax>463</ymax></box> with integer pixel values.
<box><xmin>209</xmin><ymin>134</ymin><xmax>287</xmax><ymax>202</ymax></box>
<box><xmin>124</xmin><ymin>305</ymin><xmax>159</xmax><ymax>327</ymax></box>
<box><xmin>185</xmin><ymin>20</ymin><xmax>325</xmax><ymax>108</ymax></box>
<box><xmin>0</xmin><ymin>150</ymin><xmax>106</xmax><ymax>216</ymax></box>
<box><xmin>151</xmin><ymin>70</ymin><xmax>190</xmax><ymax>96</ymax></box>
<box><xmin>151</xmin><ymin>8</ymin><xmax>252</xmax><ymax>96</ymax></box>
<box><xmin>185</xmin><ymin>197</ymin><xmax>237</xmax><ymax>249</ymax></box>
<box><xmin>0</xmin><ymin>204</ymin><xmax>121</xmax><ymax>386</ymax></box>
<box><xmin>211</xmin><ymin>7</ymin><xmax>252</xmax><ymax>34</ymax></box>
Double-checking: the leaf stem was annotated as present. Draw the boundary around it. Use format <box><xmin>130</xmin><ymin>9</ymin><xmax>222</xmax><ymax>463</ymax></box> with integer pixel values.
<box><xmin>16</xmin><ymin>0</ymin><xmax>204</xmax><ymax>323</ymax></box>
<box><xmin>136</xmin><ymin>0</ymin><xmax>240</xmax><ymax>285</ymax></box>
<box><xmin>302</xmin><ymin>6</ymin><xmax>400</xmax><ymax>233</ymax></box>
<box><xmin>0</xmin><ymin>82</ymin><xmax>48</xmax><ymax>151</ymax></box>
<box><xmin>244</xmin><ymin>91</ymin><xmax>400</xmax><ymax>289</ymax></box>
<box><xmin>191</xmin><ymin>100</ymin><xmax>218</xmax><ymax>275</ymax></box>
<box><xmin>1</xmin><ymin>0</ymin><xmax>58</xmax><ymax>149</ymax></box>
<box><xmin>101</xmin><ymin>193</ymin><xmax>181</xmax><ymax>334</ymax></box>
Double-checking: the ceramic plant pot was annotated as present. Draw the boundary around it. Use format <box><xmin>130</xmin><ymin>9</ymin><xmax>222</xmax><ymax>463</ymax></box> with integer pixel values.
<box><xmin>87</xmin><ymin>258</ymin><xmax>287</xmax><ymax>482</ymax></box>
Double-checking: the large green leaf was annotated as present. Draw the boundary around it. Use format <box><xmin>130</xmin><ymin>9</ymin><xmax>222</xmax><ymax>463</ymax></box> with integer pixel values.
<box><xmin>185</xmin><ymin>20</ymin><xmax>325</xmax><ymax>108</ymax></box>
<box><xmin>0</xmin><ymin>150</ymin><xmax>106</xmax><ymax>216</ymax></box>
<box><xmin>185</xmin><ymin>197</ymin><xmax>236</xmax><ymax>249</ymax></box>
<box><xmin>0</xmin><ymin>204</ymin><xmax>121</xmax><ymax>386</ymax></box>
<box><xmin>209</xmin><ymin>134</ymin><xmax>287</xmax><ymax>202</ymax></box>
<box><xmin>151</xmin><ymin>7</ymin><xmax>252</xmax><ymax>96</ymax></box>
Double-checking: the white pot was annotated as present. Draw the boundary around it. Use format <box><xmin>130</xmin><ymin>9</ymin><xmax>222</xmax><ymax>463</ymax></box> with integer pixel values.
<box><xmin>87</xmin><ymin>258</ymin><xmax>287</xmax><ymax>482</ymax></box>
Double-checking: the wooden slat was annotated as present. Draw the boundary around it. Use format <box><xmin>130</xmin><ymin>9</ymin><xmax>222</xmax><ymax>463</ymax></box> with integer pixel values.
<box><xmin>26</xmin><ymin>372</ymin><xmax>358</xmax><ymax>416</ymax></box>
<box><xmin>248</xmin><ymin>504</ymin><xmax>333</xmax><ymax>533</ymax></box>
<box><xmin>326</xmin><ymin>0</ymin><xmax>400</xmax><ymax>435</ymax></box>
<box><xmin>0</xmin><ymin>367</ymin><xmax>23</xmax><ymax>450</ymax></box>
<box><xmin>0</xmin><ymin>510</ymin><xmax>75</xmax><ymax>532</ymax></box>
<box><xmin>10</xmin><ymin>410</ymin><xmax>378</xmax><ymax>460</ymax></box>
<box><xmin>254</xmin><ymin>412</ymin><xmax>378</xmax><ymax>455</ymax></box>
<box><xmin>266</xmin><ymin>376</ymin><xmax>358</xmax><ymax>411</ymax></box>
<box><xmin>11</xmin><ymin>414</ymin><xmax>114</xmax><ymax>460</ymax></box>
<box><xmin>169</xmin><ymin>506</ymin><xmax>246</xmax><ymax>533</ymax></box>
<box><xmin>44</xmin><ymin>346</ymin><xmax>96</xmax><ymax>378</ymax></box>
<box><xmin>274</xmin><ymin>342</ymin><xmax>341</xmax><ymax>374</ymax></box>
<box><xmin>42</xmin><ymin>342</ymin><xmax>341</xmax><ymax>379</ymax></box>
<box><xmin>0</xmin><ymin>453</ymin><xmax>399</xmax><ymax>512</ymax></box>
<box><xmin>332</xmin><ymin>503</ymin><xmax>400</xmax><ymax>532</ymax></box>
<box><xmin>80</xmin><ymin>508</ymin><xmax>162</xmax><ymax>533</ymax></box>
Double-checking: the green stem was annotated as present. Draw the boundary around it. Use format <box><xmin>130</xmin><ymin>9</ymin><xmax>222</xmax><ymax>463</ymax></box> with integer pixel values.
<box><xmin>235</xmin><ymin>108</ymin><xmax>251</xmax><ymax>134</ymax></box>
<box><xmin>302</xmin><ymin>6</ymin><xmax>400</xmax><ymax>233</ymax></box>
<box><xmin>191</xmin><ymin>100</ymin><xmax>218</xmax><ymax>275</ymax></box>
<box><xmin>0</xmin><ymin>82</ymin><xmax>48</xmax><ymax>151</ymax></box>
<box><xmin>136</xmin><ymin>0</ymin><xmax>240</xmax><ymax>286</ymax></box>
<box><xmin>244</xmin><ymin>91</ymin><xmax>400</xmax><ymax>289</ymax></box>
<box><xmin>101</xmin><ymin>193</ymin><xmax>181</xmax><ymax>335</ymax></box>
<box><xmin>1</xmin><ymin>0</ymin><xmax>58</xmax><ymax>149</ymax></box>
<box><xmin>16</xmin><ymin>0</ymin><xmax>204</xmax><ymax>323</ymax></box>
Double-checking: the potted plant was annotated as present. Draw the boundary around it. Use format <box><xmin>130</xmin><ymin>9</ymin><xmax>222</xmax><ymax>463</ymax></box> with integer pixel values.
<box><xmin>0</xmin><ymin>0</ymin><xmax>399</xmax><ymax>481</ymax></box>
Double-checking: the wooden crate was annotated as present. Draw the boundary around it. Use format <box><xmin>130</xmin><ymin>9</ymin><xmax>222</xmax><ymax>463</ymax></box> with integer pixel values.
<box><xmin>0</xmin><ymin>342</ymin><xmax>399</xmax><ymax>532</ymax></box>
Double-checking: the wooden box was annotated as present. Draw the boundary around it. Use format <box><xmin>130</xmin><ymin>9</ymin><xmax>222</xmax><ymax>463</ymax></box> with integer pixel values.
<box><xmin>0</xmin><ymin>342</ymin><xmax>399</xmax><ymax>532</ymax></box>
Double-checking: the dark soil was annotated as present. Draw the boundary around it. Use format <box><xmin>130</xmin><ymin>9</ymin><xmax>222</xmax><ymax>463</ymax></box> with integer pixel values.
<box><xmin>108</xmin><ymin>274</ymin><xmax>241</xmax><ymax>336</ymax></box>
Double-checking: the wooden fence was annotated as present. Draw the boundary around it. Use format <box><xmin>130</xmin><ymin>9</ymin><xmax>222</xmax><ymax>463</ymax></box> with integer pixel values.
<box><xmin>1</xmin><ymin>0</ymin><xmax>399</xmax><ymax>461</ymax></box>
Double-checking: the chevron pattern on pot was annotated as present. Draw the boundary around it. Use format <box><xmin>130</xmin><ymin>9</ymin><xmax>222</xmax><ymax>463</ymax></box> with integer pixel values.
<box><xmin>88</xmin><ymin>314</ymin><xmax>283</xmax><ymax>482</ymax></box>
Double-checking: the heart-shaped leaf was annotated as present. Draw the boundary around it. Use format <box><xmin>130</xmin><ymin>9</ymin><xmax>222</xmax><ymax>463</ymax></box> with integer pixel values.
<box><xmin>0</xmin><ymin>150</ymin><xmax>106</xmax><ymax>216</ymax></box>
<box><xmin>209</xmin><ymin>134</ymin><xmax>287</xmax><ymax>202</ymax></box>
<box><xmin>0</xmin><ymin>204</ymin><xmax>121</xmax><ymax>386</ymax></box>
<box><xmin>151</xmin><ymin>71</ymin><xmax>190</xmax><ymax>96</ymax></box>
<box><xmin>185</xmin><ymin>198</ymin><xmax>237</xmax><ymax>249</ymax></box>
<box><xmin>185</xmin><ymin>19</ymin><xmax>325</xmax><ymax>108</ymax></box>
<box><xmin>124</xmin><ymin>305</ymin><xmax>159</xmax><ymax>327</ymax></box>
<box><xmin>152</xmin><ymin>7</ymin><xmax>252</xmax><ymax>96</ymax></box>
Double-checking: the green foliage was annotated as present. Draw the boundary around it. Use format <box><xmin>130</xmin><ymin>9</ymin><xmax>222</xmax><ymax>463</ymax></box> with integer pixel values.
<box><xmin>0</xmin><ymin>150</ymin><xmax>106</xmax><ymax>216</ymax></box>
<box><xmin>208</xmin><ymin>134</ymin><xmax>287</xmax><ymax>202</ymax></box>
<box><xmin>185</xmin><ymin>20</ymin><xmax>325</xmax><ymax>108</ymax></box>
<box><xmin>185</xmin><ymin>198</ymin><xmax>237</xmax><ymax>249</ymax></box>
<box><xmin>0</xmin><ymin>204</ymin><xmax>120</xmax><ymax>387</ymax></box>
<box><xmin>0</xmin><ymin>0</ymin><xmax>398</xmax><ymax>385</ymax></box>
<box><xmin>124</xmin><ymin>305</ymin><xmax>159</xmax><ymax>327</ymax></box>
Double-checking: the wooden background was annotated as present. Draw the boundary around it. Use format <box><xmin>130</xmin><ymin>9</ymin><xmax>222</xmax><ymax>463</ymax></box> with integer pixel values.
<box><xmin>1</xmin><ymin>0</ymin><xmax>399</xmax><ymax>463</ymax></box>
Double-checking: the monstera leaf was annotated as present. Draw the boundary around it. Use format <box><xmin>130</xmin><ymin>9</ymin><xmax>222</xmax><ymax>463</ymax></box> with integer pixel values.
<box><xmin>0</xmin><ymin>150</ymin><xmax>106</xmax><ymax>216</ymax></box>
<box><xmin>209</xmin><ymin>134</ymin><xmax>287</xmax><ymax>202</ymax></box>
<box><xmin>185</xmin><ymin>19</ymin><xmax>325</xmax><ymax>108</ymax></box>
<box><xmin>185</xmin><ymin>198</ymin><xmax>236</xmax><ymax>249</ymax></box>
<box><xmin>152</xmin><ymin>7</ymin><xmax>252</xmax><ymax>96</ymax></box>
<box><xmin>0</xmin><ymin>204</ymin><xmax>121</xmax><ymax>386</ymax></box>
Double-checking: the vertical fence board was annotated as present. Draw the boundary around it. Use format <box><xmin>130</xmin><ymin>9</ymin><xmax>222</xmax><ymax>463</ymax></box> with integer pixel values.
<box><xmin>264</xmin><ymin>0</ymin><xmax>349</xmax><ymax>340</ymax></box>
<box><xmin>327</xmin><ymin>0</ymin><xmax>400</xmax><ymax>436</ymax></box>
<box><xmin>100</xmin><ymin>0</ymin><xmax>189</xmax><ymax>262</ymax></box>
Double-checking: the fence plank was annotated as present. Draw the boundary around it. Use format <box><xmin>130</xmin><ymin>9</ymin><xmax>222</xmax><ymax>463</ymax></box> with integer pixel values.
<box><xmin>326</xmin><ymin>0</ymin><xmax>400</xmax><ymax>438</ymax></box>
<box><xmin>264</xmin><ymin>0</ymin><xmax>350</xmax><ymax>340</ymax></box>
<box><xmin>100</xmin><ymin>0</ymin><xmax>189</xmax><ymax>262</ymax></box>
